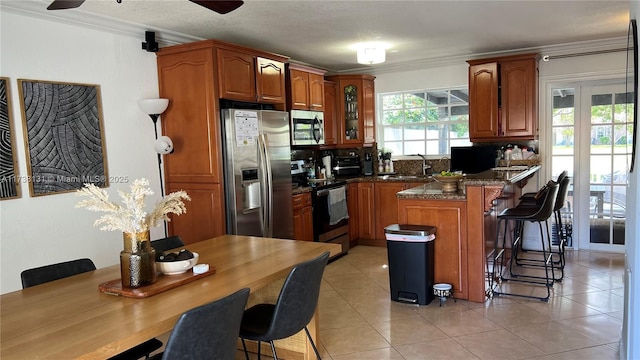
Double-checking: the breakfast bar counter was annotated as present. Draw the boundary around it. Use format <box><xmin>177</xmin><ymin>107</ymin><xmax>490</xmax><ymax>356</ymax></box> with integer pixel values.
<box><xmin>396</xmin><ymin>165</ymin><xmax>540</xmax><ymax>302</ymax></box>
<box><xmin>0</xmin><ymin>235</ymin><xmax>341</xmax><ymax>360</ymax></box>
<box><xmin>396</xmin><ymin>165</ymin><xmax>541</xmax><ymax>200</ymax></box>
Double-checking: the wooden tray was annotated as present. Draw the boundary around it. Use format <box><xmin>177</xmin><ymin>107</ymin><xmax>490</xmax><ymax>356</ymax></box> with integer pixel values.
<box><xmin>98</xmin><ymin>266</ymin><xmax>216</xmax><ymax>298</ymax></box>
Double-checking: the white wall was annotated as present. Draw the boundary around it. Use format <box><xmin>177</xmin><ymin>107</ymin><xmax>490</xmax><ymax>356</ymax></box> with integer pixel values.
<box><xmin>0</xmin><ymin>12</ymin><xmax>164</xmax><ymax>293</ymax></box>
<box><xmin>375</xmin><ymin>63</ymin><xmax>468</xmax><ymax>94</ymax></box>
<box><xmin>623</xmin><ymin>1</ymin><xmax>639</xmax><ymax>358</ymax></box>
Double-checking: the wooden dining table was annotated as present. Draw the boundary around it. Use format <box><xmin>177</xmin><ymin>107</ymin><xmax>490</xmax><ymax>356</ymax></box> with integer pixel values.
<box><xmin>0</xmin><ymin>235</ymin><xmax>341</xmax><ymax>360</ymax></box>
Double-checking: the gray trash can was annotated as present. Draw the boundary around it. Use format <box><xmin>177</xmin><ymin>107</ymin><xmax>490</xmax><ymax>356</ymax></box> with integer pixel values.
<box><xmin>385</xmin><ymin>224</ymin><xmax>436</xmax><ymax>305</ymax></box>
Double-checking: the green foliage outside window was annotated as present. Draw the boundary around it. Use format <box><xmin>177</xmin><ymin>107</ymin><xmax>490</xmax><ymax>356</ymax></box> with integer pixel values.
<box><xmin>378</xmin><ymin>88</ymin><xmax>470</xmax><ymax>156</ymax></box>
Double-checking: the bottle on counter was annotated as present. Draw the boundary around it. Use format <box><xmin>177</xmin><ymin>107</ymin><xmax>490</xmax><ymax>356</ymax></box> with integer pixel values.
<box><xmin>504</xmin><ymin>148</ymin><xmax>512</xmax><ymax>167</ymax></box>
<box><xmin>307</xmin><ymin>158</ymin><xmax>316</xmax><ymax>179</ymax></box>
<box><xmin>511</xmin><ymin>145</ymin><xmax>522</xmax><ymax>160</ymax></box>
<box><xmin>379</xmin><ymin>159</ymin><xmax>384</xmax><ymax>173</ymax></box>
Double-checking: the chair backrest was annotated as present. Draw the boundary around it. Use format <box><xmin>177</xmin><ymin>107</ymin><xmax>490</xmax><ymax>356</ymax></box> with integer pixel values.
<box><xmin>266</xmin><ymin>252</ymin><xmax>330</xmax><ymax>340</ymax></box>
<box><xmin>554</xmin><ymin>175</ymin><xmax>571</xmax><ymax>212</ymax></box>
<box><xmin>161</xmin><ymin>288</ymin><xmax>250</xmax><ymax>360</ymax></box>
<box><xmin>21</xmin><ymin>258</ymin><xmax>96</xmax><ymax>289</ymax></box>
<box><xmin>556</xmin><ymin>170</ymin><xmax>568</xmax><ymax>185</ymax></box>
<box><xmin>151</xmin><ymin>236</ymin><xmax>184</xmax><ymax>253</ymax></box>
<box><xmin>531</xmin><ymin>180</ymin><xmax>559</xmax><ymax>221</ymax></box>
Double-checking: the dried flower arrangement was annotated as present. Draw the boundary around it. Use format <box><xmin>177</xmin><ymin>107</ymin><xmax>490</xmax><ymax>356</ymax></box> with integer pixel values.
<box><xmin>76</xmin><ymin>178</ymin><xmax>191</xmax><ymax>233</ymax></box>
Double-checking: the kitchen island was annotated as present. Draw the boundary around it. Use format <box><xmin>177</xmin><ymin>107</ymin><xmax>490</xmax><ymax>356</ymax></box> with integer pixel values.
<box><xmin>396</xmin><ymin>166</ymin><xmax>540</xmax><ymax>302</ymax></box>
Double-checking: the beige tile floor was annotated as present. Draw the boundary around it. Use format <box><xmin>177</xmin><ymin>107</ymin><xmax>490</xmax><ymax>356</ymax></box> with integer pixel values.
<box><xmin>307</xmin><ymin>245</ymin><xmax>624</xmax><ymax>360</ymax></box>
<box><xmin>218</xmin><ymin>245</ymin><xmax>622</xmax><ymax>360</ymax></box>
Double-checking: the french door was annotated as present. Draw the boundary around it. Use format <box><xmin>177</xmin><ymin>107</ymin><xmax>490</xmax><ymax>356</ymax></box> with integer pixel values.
<box><xmin>550</xmin><ymin>81</ymin><xmax>632</xmax><ymax>251</ymax></box>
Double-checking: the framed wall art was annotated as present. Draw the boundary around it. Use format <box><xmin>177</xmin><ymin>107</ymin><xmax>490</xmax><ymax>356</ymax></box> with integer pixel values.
<box><xmin>18</xmin><ymin>79</ymin><xmax>108</xmax><ymax>196</ymax></box>
<box><xmin>0</xmin><ymin>77</ymin><xmax>21</xmax><ymax>199</ymax></box>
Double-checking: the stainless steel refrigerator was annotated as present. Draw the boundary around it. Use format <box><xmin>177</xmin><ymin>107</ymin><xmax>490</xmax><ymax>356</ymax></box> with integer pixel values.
<box><xmin>221</xmin><ymin>108</ymin><xmax>293</xmax><ymax>239</ymax></box>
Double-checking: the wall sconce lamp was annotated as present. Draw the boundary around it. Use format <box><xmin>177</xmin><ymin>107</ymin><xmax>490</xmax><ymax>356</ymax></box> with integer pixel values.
<box><xmin>137</xmin><ymin>98</ymin><xmax>171</xmax><ymax>237</ymax></box>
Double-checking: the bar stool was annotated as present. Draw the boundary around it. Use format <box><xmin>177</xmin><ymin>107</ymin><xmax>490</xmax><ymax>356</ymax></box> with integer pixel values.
<box><xmin>491</xmin><ymin>180</ymin><xmax>559</xmax><ymax>302</ymax></box>
<box><xmin>514</xmin><ymin>174</ymin><xmax>570</xmax><ymax>281</ymax></box>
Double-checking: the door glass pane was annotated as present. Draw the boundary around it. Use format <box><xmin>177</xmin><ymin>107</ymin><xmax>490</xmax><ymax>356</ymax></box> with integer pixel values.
<box><xmin>589</xmin><ymin>86</ymin><xmax>627</xmax><ymax>246</ymax></box>
<box><xmin>551</xmin><ymin>87</ymin><xmax>575</xmax><ymax>247</ymax></box>
<box><xmin>344</xmin><ymin>85</ymin><xmax>358</xmax><ymax>140</ymax></box>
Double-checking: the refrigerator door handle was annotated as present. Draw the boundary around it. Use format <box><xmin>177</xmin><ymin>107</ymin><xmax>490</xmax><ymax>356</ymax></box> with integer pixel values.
<box><xmin>257</xmin><ymin>135</ymin><xmax>267</xmax><ymax>235</ymax></box>
<box><xmin>257</xmin><ymin>134</ymin><xmax>273</xmax><ymax>237</ymax></box>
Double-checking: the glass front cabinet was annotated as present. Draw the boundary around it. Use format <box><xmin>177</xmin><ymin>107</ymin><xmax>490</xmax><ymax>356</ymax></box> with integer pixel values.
<box><xmin>326</xmin><ymin>74</ymin><xmax>376</xmax><ymax>146</ymax></box>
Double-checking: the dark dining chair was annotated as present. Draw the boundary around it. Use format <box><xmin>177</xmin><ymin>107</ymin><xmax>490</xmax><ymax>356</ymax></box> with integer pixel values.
<box><xmin>21</xmin><ymin>258</ymin><xmax>163</xmax><ymax>360</ymax></box>
<box><xmin>151</xmin><ymin>236</ymin><xmax>185</xmax><ymax>260</ymax></box>
<box><xmin>20</xmin><ymin>258</ymin><xmax>97</xmax><ymax>288</ymax></box>
<box><xmin>240</xmin><ymin>252</ymin><xmax>330</xmax><ymax>360</ymax></box>
<box><xmin>149</xmin><ymin>288</ymin><xmax>251</xmax><ymax>360</ymax></box>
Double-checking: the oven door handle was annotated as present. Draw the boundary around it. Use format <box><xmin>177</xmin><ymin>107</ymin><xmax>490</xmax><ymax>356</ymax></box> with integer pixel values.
<box><xmin>316</xmin><ymin>185</ymin><xmax>345</xmax><ymax>196</ymax></box>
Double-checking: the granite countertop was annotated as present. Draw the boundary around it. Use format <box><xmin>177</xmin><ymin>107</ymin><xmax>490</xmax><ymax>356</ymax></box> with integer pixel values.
<box><xmin>396</xmin><ymin>182</ymin><xmax>467</xmax><ymax>200</ymax></box>
<box><xmin>292</xmin><ymin>174</ymin><xmax>433</xmax><ymax>194</ymax></box>
<box><xmin>396</xmin><ymin>165</ymin><xmax>541</xmax><ymax>200</ymax></box>
<box><xmin>292</xmin><ymin>165</ymin><xmax>540</xmax><ymax>198</ymax></box>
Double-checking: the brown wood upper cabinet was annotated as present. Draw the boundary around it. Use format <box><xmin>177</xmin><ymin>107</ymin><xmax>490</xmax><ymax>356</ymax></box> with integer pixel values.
<box><xmin>217</xmin><ymin>47</ymin><xmax>287</xmax><ymax>104</ymax></box>
<box><xmin>323</xmin><ymin>80</ymin><xmax>338</xmax><ymax>146</ymax></box>
<box><xmin>156</xmin><ymin>39</ymin><xmax>289</xmax><ymax>243</ymax></box>
<box><xmin>287</xmin><ymin>64</ymin><xmax>326</xmax><ymax>111</ymax></box>
<box><xmin>157</xmin><ymin>42</ymin><xmax>227</xmax><ymax>243</ymax></box>
<box><xmin>467</xmin><ymin>53</ymin><xmax>538</xmax><ymax>142</ymax></box>
<box><xmin>325</xmin><ymin>74</ymin><xmax>376</xmax><ymax>147</ymax></box>
<box><xmin>157</xmin><ymin>45</ymin><xmax>222</xmax><ymax>185</ymax></box>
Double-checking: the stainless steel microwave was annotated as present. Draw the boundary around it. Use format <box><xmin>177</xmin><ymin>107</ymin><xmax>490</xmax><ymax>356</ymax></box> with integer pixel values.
<box><xmin>290</xmin><ymin>110</ymin><xmax>324</xmax><ymax>146</ymax></box>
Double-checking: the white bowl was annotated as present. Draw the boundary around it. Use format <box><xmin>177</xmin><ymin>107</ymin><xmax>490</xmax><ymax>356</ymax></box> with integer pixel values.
<box><xmin>157</xmin><ymin>252</ymin><xmax>199</xmax><ymax>275</ymax></box>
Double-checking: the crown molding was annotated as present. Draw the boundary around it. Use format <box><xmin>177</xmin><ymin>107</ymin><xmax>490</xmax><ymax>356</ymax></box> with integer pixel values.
<box><xmin>344</xmin><ymin>37</ymin><xmax>628</xmax><ymax>76</ymax></box>
<box><xmin>2</xmin><ymin>1</ymin><xmax>627</xmax><ymax>74</ymax></box>
<box><xmin>0</xmin><ymin>0</ymin><xmax>203</xmax><ymax>47</ymax></box>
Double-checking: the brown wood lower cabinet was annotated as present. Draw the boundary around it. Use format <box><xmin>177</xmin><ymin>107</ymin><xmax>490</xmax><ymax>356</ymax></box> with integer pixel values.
<box><xmin>166</xmin><ymin>182</ymin><xmax>225</xmax><ymax>245</ymax></box>
<box><xmin>347</xmin><ymin>183</ymin><xmax>359</xmax><ymax>244</ymax></box>
<box><xmin>397</xmin><ymin>199</ymin><xmax>468</xmax><ymax>300</ymax></box>
<box><xmin>292</xmin><ymin>192</ymin><xmax>313</xmax><ymax>241</ymax></box>
<box><xmin>357</xmin><ymin>182</ymin><xmax>375</xmax><ymax>242</ymax></box>
<box><xmin>374</xmin><ymin>182</ymin><xmax>423</xmax><ymax>242</ymax></box>
<box><xmin>354</xmin><ymin>181</ymin><xmax>426</xmax><ymax>246</ymax></box>
<box><xmin>374</xmin><ymin>182</ymin><xmax>406</xmax><ymax>242</ymax></box>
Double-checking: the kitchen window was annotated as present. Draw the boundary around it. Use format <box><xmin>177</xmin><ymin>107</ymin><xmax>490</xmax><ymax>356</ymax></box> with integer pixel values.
<box><xmin>377</xmin><ymin>88</ymin><xmax>471</xmax><ymax>157</ymax></box>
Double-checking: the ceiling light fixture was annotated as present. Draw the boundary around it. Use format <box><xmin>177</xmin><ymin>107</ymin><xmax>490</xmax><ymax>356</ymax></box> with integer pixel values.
<box><xmin>356</xmin><ymin>42</ymin><xmax>387</xmax><ymax>65</ymax></box>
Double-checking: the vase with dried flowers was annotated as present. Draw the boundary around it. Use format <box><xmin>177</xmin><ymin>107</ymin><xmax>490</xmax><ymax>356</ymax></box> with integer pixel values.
<box><xmin>76</xmin><ymin>178</ymin><xmax>191</xmax><ymax>288</ymax></box>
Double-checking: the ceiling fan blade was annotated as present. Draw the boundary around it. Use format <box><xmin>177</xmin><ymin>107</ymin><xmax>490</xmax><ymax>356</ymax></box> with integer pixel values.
<box><xmin>189</xmin><ymin>0</ymin><xmax>244</xmax><ymax>14</ymax></box>
<box><xmin>47</xmin><ymin>0</ymin><xmax>86</xmax><ymax>10</ymax></box>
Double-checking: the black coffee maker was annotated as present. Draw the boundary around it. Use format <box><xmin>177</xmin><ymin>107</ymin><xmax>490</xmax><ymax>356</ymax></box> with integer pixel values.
<box><xmin>363</xmin><ymin>152</ymin><xmax>373</xmax><ymax>175</ymax></box>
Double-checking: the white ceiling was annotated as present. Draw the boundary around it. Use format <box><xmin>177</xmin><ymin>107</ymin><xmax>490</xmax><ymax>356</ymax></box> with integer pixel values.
<box><xmin>3</xmin><ymin>0</ymin><xmax>632</xmax><ymax>74</ymax></box>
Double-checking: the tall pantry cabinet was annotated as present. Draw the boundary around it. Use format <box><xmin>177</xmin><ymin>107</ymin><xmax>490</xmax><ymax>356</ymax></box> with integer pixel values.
<box><xmin>157</xmin><ymin>43</ymin><xmax>223</xmax><ymax>245</ymax></box>
<box><xmin>156</xmin><ymin>40</ymin><xmax>288</xmax><ymax>244</ymax></box>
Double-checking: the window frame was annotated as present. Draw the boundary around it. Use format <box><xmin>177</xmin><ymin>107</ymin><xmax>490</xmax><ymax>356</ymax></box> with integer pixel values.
<box><xmin>376</xmin><ymin>87</ymin><xmax>471</xmax><ymax>159</ymax></box>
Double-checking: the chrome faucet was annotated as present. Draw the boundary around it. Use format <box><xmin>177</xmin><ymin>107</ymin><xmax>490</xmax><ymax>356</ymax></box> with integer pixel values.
<box><xmin>412</xmin><ymin>154</ymin><xmax>431</xmax><ymax>176</ymax></box>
